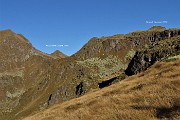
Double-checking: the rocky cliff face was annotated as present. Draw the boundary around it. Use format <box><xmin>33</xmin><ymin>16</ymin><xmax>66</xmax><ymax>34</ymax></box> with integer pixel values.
<box><xmin>0</xmin><ymin>26</ymin><xmax>180</xmax><ymax>119</ymax></box>
<box><xmin>125</xmin><ymin>36</ymin><xmax>180</xmax><ymax>76</ymax></box>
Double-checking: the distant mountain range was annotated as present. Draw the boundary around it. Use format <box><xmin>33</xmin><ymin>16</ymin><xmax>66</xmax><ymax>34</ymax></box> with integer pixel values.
<box><xmin>0</xmin><ymin>26</ymin><xmax>179</xmax><ymax>120</ymax></box>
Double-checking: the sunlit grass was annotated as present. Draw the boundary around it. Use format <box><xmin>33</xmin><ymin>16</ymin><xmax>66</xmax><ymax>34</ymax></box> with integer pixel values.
<box><xmin>24</xmin><ymin>59</ymin><xmax>180</xmax><ymax>120</ymax></box>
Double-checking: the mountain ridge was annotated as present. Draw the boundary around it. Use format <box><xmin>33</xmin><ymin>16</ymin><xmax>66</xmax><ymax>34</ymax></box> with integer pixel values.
<box><xmin>0</xmin><ymin>26</ymin><xmax>180</xmax><ymax>119</ymax></box>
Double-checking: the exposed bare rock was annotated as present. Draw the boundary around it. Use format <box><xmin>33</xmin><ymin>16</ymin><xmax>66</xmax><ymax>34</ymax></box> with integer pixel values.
<box><xmin>125</xmin><ymin>36</ymin><xmax>180</xmax><ymax>76</ymax></box>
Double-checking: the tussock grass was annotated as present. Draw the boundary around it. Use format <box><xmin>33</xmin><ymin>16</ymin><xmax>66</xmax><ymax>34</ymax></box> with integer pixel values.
<box><xmin>24</xmin><ymin>59</ymin><xmax>180</xmax><ymax>120</ymax></box>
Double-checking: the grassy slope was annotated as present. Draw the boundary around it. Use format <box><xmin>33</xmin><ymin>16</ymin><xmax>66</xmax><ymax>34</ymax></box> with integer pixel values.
<box><xmin>23</xmin><ymin>59</ymin><xmax>180</xmax><ymax>120</ymax></box>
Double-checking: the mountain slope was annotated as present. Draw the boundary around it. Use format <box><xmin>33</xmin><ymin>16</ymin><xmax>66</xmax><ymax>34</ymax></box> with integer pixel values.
<box><xmin>24</xmin><ymin>58</ymin><xmax>180</xmax><ymax>120</ymax></box>
<box><xmin>0</xmin><ymin>26</ymin><xmax>180</xmax><ymax>119</ymax></box>
<box><xmin>0</xmin><ymin>29</ymin><xmax>67</xmax><ymax>119</ymax></box>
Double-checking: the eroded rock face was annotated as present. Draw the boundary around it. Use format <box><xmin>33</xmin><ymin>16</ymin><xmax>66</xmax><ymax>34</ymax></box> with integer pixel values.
<box><xmin>125</xmin><ymin>36</ymin><xmax>180</xmax><ymax>76</ymax></box>
<box><xmin>76</xmin><ymin>82</ymin><xmax>84</xmax><ymax>96</ymax></box>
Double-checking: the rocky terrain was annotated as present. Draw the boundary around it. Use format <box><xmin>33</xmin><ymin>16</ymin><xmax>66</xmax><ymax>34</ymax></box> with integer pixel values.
<box><xmin>24</xmin><ymin>59</ymin><xmax>180</xmax><ymax>120</ymax></box>
<box><xmin>0</xmin><ymin>26</ymin><xmax>179</xmax><ymax>119</ymax></box>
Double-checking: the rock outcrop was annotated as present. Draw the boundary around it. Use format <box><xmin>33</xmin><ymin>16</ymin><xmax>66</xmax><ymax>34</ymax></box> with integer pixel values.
<box><xmin>125</xmin><ymin>36</ymin><xmax>180</xmax><ymax>76</ymax></box>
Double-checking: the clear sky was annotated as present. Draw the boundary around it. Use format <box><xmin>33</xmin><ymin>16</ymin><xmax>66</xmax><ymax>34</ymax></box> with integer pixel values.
<box><xmin>0</xmin><ymin>0</ymin><xmax>180</xmax><ymax>56</ymax></box>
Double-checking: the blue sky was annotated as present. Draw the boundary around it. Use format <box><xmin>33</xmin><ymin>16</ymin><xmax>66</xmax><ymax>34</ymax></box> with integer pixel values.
<box><xmin>0</xmin><ymin>0</ymin><xmax>180</xmax><ymax>56</ymax></box>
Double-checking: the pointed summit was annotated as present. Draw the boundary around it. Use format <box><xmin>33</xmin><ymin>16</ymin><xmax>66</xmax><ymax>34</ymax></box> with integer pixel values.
<box><xmin>0</xmin><ymin>29</ymin><xmax>15</xmax><ymax>40</ymax></box>
<box><xmin>0</xmin><ymin>29</ymin><xmax>31</xmax><ymax>44</ymax></box>
<box><xmin>51</xmin><ymin>50</ymin><xmax>67</xmax><ymax>58</ymax></box>
<box><xmin>148</xmin><ymin>26</ymin><xmax>166</xmax><ymax>31</ymax></box>
<box><xmin>0</xmin><ymin>29</ymin><xmax>14</xmax><ymax>34</ymax></box>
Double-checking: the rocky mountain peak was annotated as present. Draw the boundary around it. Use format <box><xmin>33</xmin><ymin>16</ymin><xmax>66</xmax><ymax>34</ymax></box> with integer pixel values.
<box><xmin>0</xmin><ymin>29</ymin><xmax>14</xmax><ymax>34</ymax></box>
<box><xmin>148</xmin><ymin>26</ymin><xmax>166</xmax><ymax>31</ymax></box>
<box><xmin>51</xmin><ymin>50</ymin><xmax>67</xmax><ymax>58</ymax></box>
<box><xmin>0</xmin><ymin>29</ymin><xmax>15</xmax><ymax>40</ymax></box>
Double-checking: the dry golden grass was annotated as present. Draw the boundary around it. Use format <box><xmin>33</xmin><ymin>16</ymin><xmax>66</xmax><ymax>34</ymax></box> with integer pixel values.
<box><xmin>23</xmin><ymin>59</ymin><xmax>180</xmax><ymax>120</ymax></box>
